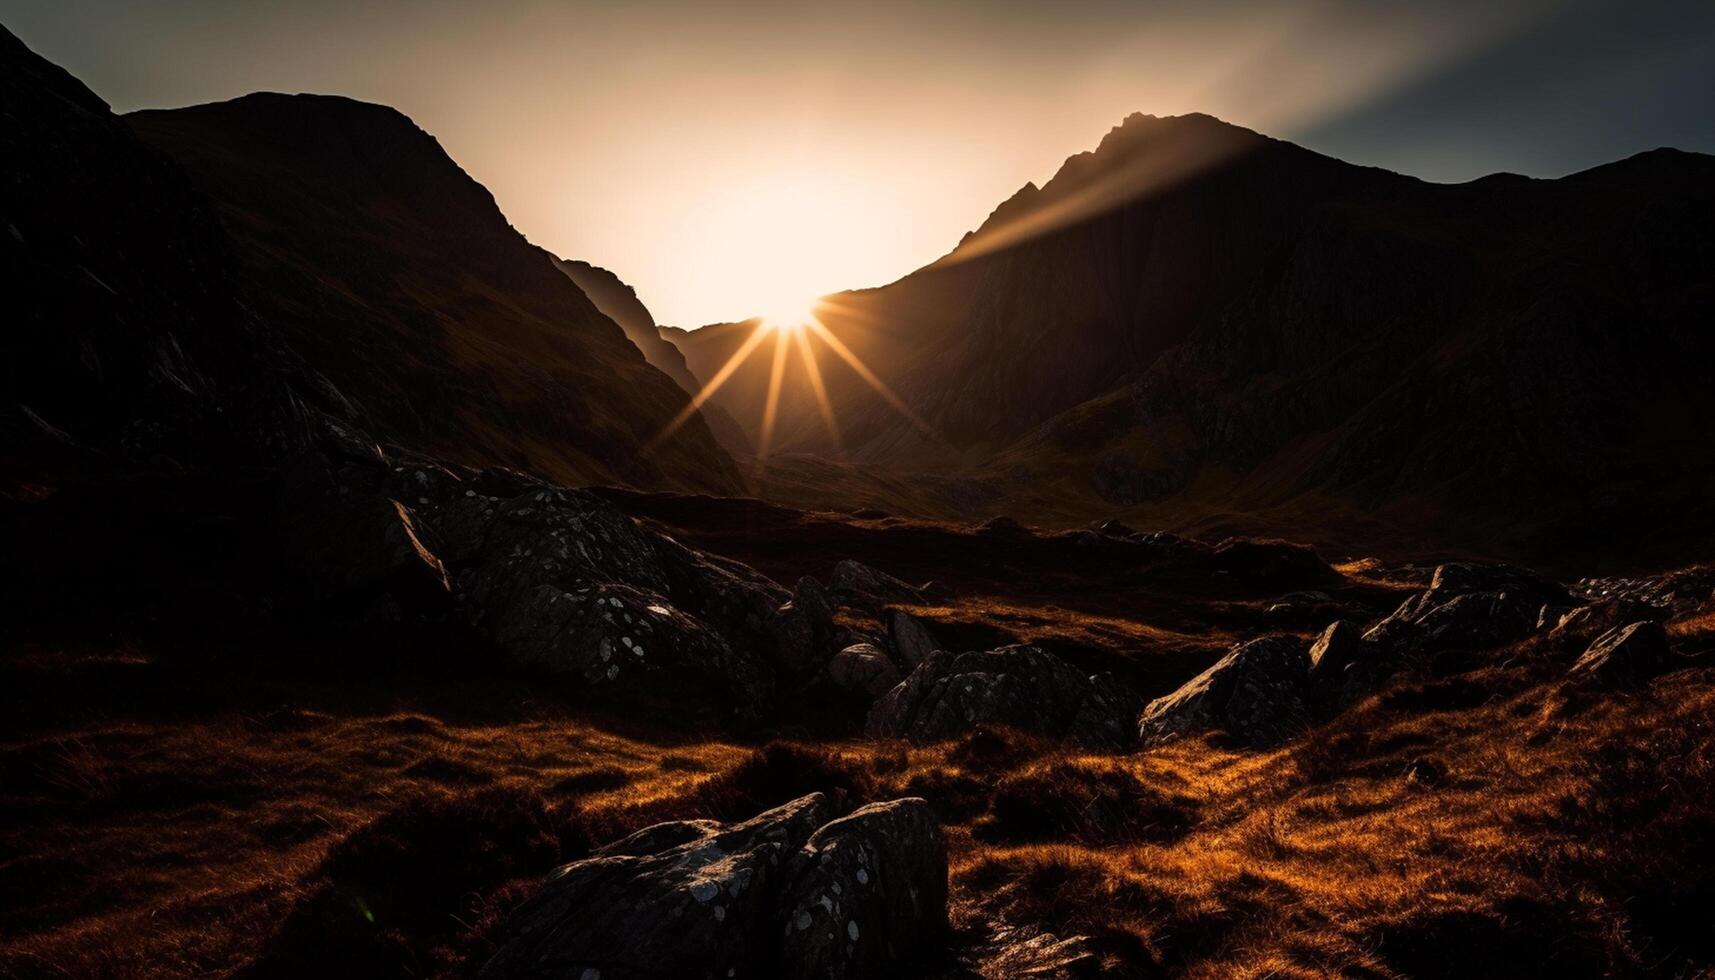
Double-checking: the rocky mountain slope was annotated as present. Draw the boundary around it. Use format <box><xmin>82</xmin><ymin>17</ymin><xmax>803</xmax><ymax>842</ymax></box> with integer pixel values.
<box><xmin>122</xmin><ymin>92</ymin><xmax>739</xmax><ymax>494</ymax></box>
<box><xmin>673</xmin><ymin>113</ymin><xmax>1715</xmax><ymax>562</ymax></box>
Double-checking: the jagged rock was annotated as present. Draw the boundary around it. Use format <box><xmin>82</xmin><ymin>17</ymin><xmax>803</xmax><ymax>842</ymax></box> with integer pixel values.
<box><xmin>1139</xmin><ymin>635</ymin><xmax>1311</xmax><ymax>747</ymax></box>
<box><xmin>1427</xmin><ymin>562</ymin><xmax>1569</xmax><ymax>607</ymax></box>
<box><xmin>887</xmin><ymin>610</ymin><xmax>942</xmax><ymax>668</ymax></box>
<box><xmin>1570</xmin><ymin>621</ymin><xmax>1672</xmax><ymax>685</ymax></box>
<box><xmin>866</xmin><ymin>646</ymin><xmax>1140</xmax><ymax>750</ymax></box>
<box><xmin>829</xmin><ymin>559</ymin><xmax>924</xmax><ymax>607</ymax></box>
<box><xmin>482</xmin><ymin>794</ymin><xmax>947</xmax><ymax>980</ymax></box>
<box><xmin>828</xmin><ymin>643</ymin><xmax>904</xmax><ymax>698</ymax></box>
<box><xmin>776</xmin><ymin>799</ymin><xmax>948</xmax><ymax>978</ymax></box>
<box><xmin>1092</xmin><ymin>519</ymin><xmax>1137</xmax><ymax>537</ymax></box>
<box><xmin>770</xmin><ymin>576</ymin><xmax>841</xmax><ymax>676</ymax></box>
<box><xmin>1362</xmin><ymin>587</ymin><xmax>1540</xmax><ymax>656</ymax></box>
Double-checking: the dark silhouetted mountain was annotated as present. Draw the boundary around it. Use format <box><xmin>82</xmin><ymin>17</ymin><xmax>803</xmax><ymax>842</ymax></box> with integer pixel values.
<box><xmin>554</xmin><ymin>258</ymin><xmax>750</xmax><ymax>454</ymax></box>
<box><xmin>123</xmin><ymin>93</ymin><xmax>739</xmax><ymax>493</ymax></box>
<box><xmin>1</xmin><ymin>25</ymin><xmax>341</xmax><ymax>483</ymax></box>
<box><xmin>673</xmin><ymin>113</ymin><xmax>1715</xmax><ymax>563</ymax></box>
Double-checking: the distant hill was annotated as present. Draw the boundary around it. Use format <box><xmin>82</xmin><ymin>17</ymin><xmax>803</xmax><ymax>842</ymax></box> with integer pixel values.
<box><xmin>124</xmin><ymin>92</ymin><xmax>739</xmax><ymax>493</ymax></box>
<box><xmin>670</xmin><ymin>112</ymin><xmax>1715</xmax><ymax>564</ymax></box>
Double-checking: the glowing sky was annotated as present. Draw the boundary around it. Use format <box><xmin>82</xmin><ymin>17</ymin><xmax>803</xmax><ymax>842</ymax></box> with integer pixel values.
<box><xmin>6</xmin><ymin>0</ymin><xmax>1712</xmax><ymax>326</ymax></box>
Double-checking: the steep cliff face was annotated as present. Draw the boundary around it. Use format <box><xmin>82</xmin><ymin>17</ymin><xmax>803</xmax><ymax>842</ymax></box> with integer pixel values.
<box><xmin>672</xmin><ymin>113</ymin><xmax>1715</xmax><ymax>558</ymax></box>
<box><xmin>127</xmin><ymin>95</ymin><xmax>740</xmax><ymax>494</ymax></box>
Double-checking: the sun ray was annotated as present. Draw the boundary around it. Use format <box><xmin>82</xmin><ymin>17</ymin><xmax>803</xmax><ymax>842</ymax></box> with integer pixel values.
<box><xmin>646</xmin><ymin>321</ymin><xmax>772</xmax><ymax>452</ymax></box>
<box><xmin>804</xmin><ymin>317</ymin><xmax>935</xmax><ymax>438</ymax></box>
<box><xmin>791</xmin><ymin>326</ymin><xmax>844</xmax><ymax>460</ymax></box>
<box><xmin>752</xmin><ymin>326</ymin><xmax>792</xmax><ymax>481</ymax></box>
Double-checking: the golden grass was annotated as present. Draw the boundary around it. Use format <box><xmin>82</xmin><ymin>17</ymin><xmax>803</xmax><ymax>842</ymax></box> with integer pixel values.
<box><xmin>4</xmin><ymin>633</ymin><xmax>1712</xmax><ymax>978</ymax></box>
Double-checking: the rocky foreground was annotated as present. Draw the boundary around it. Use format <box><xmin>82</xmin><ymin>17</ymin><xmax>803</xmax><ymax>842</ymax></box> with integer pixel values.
<box><xmin>8</xmin><ymin>422</ymin><xmax>1712</xmax><ymax>977</ymax></box>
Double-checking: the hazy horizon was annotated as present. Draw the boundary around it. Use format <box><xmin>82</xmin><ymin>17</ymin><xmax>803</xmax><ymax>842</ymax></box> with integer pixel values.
<box><xmin>8</xmin><ymin>0</ymin><xmax>1713</xmax><ymax>327</ymax></box>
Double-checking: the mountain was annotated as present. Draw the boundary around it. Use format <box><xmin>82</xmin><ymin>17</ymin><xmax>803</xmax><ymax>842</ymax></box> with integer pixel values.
<box><xmin>671</xmin><ymin>113</ymin><xmax>1715</xmax><ymax>563</ymax></box>
<box><xmin>0</xmin><ymin>26</ymin><xmax>344</xmax><ymax>486</ymax></box>
<box><xmin>553</xmin><ymin>258</ymin><xmax>750</xmax><ymax>454</ymax></box>
<box><xmin>123</xmin><ymin>93</ymin><xmax>740</xmax><ymax>494</ymax></box>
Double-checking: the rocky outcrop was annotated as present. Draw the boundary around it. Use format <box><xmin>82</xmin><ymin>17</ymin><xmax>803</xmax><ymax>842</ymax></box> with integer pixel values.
<box><xmin>481</xmin><ymin>794</ymin><xmax>946</xmax><ymax>980</ymax></box>
<box><xmin>1139</xmin><ymin>635</ymin><xmax>1311</xmax><ymax>747</ymax></box>
<box><xmin>866</xmin><ymin>646</ymin><xmax>1140</xmax><ymax>750</ymax></box>
<box><xmin>776</xmin><ymin>799</ymin><xmax>948</xmax><ymax>978</ymax></box>
<box><xmin>1570</xmin><ymin>622</ymin><xmax>1672</xmax><ymax>686</ymax></box>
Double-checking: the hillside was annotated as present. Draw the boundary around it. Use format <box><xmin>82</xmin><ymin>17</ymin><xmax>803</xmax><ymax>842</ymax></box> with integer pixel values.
<box><xmin>127</xmin><ymin>95</ymin><xmax>740</xmax><ymax>494</ymax></box>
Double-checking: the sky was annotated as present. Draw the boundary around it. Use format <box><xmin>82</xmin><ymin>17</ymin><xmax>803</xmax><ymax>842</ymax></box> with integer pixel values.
<box><xmin>4</xmin><ymin>0</ymin><xmax>1712</xmax><ymax>327</ymax></box>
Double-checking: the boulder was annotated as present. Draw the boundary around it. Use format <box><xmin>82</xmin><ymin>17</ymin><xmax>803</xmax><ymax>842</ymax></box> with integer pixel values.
<box><xmin>481</xmin><ymin>794</ymin><xmax>947</xmax><ymax>980</ymax></box>
<box><xmin>487</xmin><ymin>580</ymin><xmax>774</xmax><ymax>723</ymax></box>
<box><xmin>828</xmin><ymin>643</ymin><xmax>904</xmax><ymax>698</ymax></box>
<box><xmin>776</xmin><ymin>799</ymin><xmax>948</xmax><ymax>978</ymax></box>
<box><xmin>1570</xmin><ymin>621</ymin><xmax>1672</xmax><ymax>685</ymax></box>
<box><xmin>867</xmin><ymin>646</ymin><xmax>1141</xmax><ymax>750</ymax></box>
<box><xmin>829</xmin><ymin>559</ymin><xmax>924</xmax><ymax>607</ymax></box>
<box><xmin>1139</xmin><ymin>635</ymin><xmax>1311</xmax><ymax>747</ymax></box>
<box><xmin>887</xmin><ymin>610</ymin><xmax>942</xmax><ymax>668</ymax></box>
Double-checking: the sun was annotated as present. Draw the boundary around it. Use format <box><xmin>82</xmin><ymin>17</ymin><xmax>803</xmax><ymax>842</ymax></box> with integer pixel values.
<box><xmin>759</xmin><ymin>293</ymin><xmax>822</xmax><ymax>333</ymax></box>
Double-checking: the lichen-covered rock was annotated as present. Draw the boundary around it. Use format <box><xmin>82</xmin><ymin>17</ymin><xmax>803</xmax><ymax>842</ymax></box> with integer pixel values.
<box><xmin>887</xmin><ymin>610</ymin><xmax>942</xmax><ymax>668</ymax></box>
<box><xmin>866</xmin><ymin>646</ymin><xmax>1140</xmax><ymax>750</ymax></box>
<box><xmin>828</xmin><ymin>643</ymin><xmax>903</xmax><ymax>698</ymax></box>
<box><xmin>481</xmin><ymin>794</ymin><xmax>832</xmax><ymax>980</ymax></box>
<box><xmin>1139</xmin><ymin>635</ymin><xmax>1310</xmax><ymax>747</ymax></box>
<box><xmin>1570</xmin><ymin>621</ymin><xmax>1672</xmax><ymax>685</ymax></box>
<box><xmin>481</xmin><ymin>794</ymin><xmax>947</xmax><ymax>980</ymax></box>
<box><xmin>829</xmin><ymin>559</ymin><xmax>924</xmax><ymax>607</ymax></box>
<box><xmin>776</xmin><ymin>799</ymin><xmax>947</xmax><ymax>979</ymax></box>
<box><xmin>488</xmin><ymin>580</ymin><xmax>774</xmax><ymax>722</ymax></box>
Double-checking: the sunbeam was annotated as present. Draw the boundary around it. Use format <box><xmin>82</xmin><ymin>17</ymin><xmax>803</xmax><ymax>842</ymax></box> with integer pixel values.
<box><xmin>792</xmin><ymin>327</ymin><xmax>844</xmax><ymax>460</ymax></box>
<box><xmin>804</xmin><ymin>317</ymin><xmax>936</xmax><ymax>438</ymax></box>
<box><xmin>752</xmin><ymin>326</ymin><xmax>792</xmax><ymax>480</ymax></box>
<box><xmin>646</xmin><ymin>320</ymin><xmax>773</xmax><ymax>451</ymax></box>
